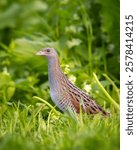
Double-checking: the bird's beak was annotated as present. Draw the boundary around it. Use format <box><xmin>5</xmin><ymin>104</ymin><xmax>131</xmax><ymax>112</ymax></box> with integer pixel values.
<box><xmin>36</xmin><ymin>50</ymin><xmax>45</xmax><ymax>56</ymax></box>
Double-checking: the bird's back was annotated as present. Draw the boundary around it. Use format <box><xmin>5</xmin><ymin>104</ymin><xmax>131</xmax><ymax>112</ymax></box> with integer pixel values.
<box><xmin>54</xmin><ymin>74</ymin><xmax>110</xmax><ymax>116</ymax></box>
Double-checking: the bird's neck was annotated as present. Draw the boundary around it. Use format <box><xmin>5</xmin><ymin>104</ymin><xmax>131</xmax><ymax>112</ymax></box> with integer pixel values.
<box><xmin>47</xmin><ymin>57</ymin><xmax>64</xmax><ymax>88</ymax></box>
<box><xmin>48</xmin><ymin>57</ymin><xmax>62</xmax><ymax>74</ymax></box>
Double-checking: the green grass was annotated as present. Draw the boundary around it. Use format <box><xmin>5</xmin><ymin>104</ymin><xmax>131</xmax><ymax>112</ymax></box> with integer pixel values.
<box><xmin>0</xmin><ymin>102</ymin><xmax>119</xmax><ymax>150</ymax></box>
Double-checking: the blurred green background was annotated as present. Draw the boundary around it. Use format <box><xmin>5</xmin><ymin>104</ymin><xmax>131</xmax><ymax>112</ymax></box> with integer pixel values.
<box><xmin>0</xmin><ymin>0</ymin><xmax>120</xmax><ymax>150</ymax></box>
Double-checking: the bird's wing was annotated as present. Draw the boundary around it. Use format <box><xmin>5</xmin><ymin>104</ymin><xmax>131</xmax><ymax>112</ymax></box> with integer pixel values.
<box><xmin>66</xmin><ymin>81</ymin><xmax>109</xmax><ymax>115</ymax></box>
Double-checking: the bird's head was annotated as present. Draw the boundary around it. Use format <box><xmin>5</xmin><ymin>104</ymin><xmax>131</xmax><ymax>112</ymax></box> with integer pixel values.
<box><xmin>36</xmin><ymin>47</ymin><xmax>58</xmax><ymax>58</ymax></box>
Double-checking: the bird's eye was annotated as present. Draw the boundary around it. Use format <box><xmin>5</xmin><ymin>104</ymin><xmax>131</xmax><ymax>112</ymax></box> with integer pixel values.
<box><xmin>46</xmin><ymin>49</ymin><xmax>50</xmax><ymax>52</ymax></box>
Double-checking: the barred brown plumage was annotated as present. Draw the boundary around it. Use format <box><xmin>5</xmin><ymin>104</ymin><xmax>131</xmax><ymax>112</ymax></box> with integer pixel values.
<box><xmin>36</xmin><ymin>47</ymin><xmax>110</xmax><ymax>116</ymax></box>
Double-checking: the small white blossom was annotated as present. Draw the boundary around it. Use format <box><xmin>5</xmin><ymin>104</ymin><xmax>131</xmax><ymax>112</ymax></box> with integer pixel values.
<box><xmin>67</xmin><ymin>38</ymin><xmax>82</xmax><ymax>48</ymax></box>
<box><xmin>83</xmin><ymin>84</ymin><xmax>91</xmax><ymax>93</ymax></box>
<box><xmin>69</xmin><ymin>75</ymin><xmax>76</xmax><ymax>84</ymax></box>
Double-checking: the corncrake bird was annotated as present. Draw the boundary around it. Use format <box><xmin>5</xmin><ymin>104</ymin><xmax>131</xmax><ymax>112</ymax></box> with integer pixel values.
<box><xmin>36</xmin><ymin>48</ymin><xmax>110</xmax><ymax>116</ymax></box>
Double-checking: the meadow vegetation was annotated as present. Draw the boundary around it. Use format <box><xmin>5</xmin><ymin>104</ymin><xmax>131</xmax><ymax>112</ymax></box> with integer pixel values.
<box><xmin>0</xmin><ymin>0</ymin><xmax>120</xmax><ymax>149</ymax></box>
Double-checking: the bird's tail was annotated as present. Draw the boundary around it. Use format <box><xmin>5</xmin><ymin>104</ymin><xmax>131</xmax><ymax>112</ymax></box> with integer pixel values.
<box><xmin>98</xmin><ymin>105</ymin><xmax>110</xmax><ymax>117</ymax></box>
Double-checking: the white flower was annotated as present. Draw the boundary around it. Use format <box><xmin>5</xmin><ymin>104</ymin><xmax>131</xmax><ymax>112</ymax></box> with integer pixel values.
<box><xmin>65</xmin><ymin>25</ymin><xmax>77</xmax><ymax>33</ymax></box>
<box><xmin>67</xmin><ymin>38</ymin><xmax>82</xmax><ymax>48</ymax></box>
<box><xmin>83</xmin><ymin>84</ymin><xmax>91</xmax><ymax>93</ymax></box>
<box><xmin>69</xmin><ymin>75</ymin><xmax>76</xmax><ymax>84</ymax></box>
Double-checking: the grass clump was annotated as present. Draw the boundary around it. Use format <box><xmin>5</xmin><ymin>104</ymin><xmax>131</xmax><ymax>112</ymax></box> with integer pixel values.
<box><xmin>0</xmin><ymin>102</ymin><xmax>119</xmax><ymax>150</ymax></box>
